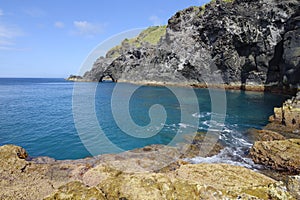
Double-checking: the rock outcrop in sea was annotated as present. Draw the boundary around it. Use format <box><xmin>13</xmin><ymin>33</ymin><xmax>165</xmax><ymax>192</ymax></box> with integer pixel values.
<box><xmin>71</xmin><ymin>0</ymin><xmax>299</xmax><ymax>92</ymax></box>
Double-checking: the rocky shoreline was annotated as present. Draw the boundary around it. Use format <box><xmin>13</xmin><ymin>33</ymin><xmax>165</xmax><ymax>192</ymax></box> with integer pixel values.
<box><xmin>1</xmin><ymin>92</ymin><xmax>300</xmax><ymax>199</ymax></box>
<box><xmin>68</xmin><ymin>77</ymin><xmax>298</xmax><ymax>96</ymax></box>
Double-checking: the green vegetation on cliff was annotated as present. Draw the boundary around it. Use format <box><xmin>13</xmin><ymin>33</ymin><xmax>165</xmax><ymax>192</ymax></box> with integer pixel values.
<box><xmin>107</xmin><ymin>25</ymin><xmax>166</xmax><ymax>58</ymax></box>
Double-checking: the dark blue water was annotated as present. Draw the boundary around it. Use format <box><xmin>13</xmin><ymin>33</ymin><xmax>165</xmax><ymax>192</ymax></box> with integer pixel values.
<box><xmin>0</xmin><ymin>78</ymin><xmax>288</xmax><ymax>164</ymax></box>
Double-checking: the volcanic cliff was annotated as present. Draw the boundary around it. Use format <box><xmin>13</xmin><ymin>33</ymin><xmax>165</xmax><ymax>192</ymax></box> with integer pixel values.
<box><xmin>76</xmin><ymin>0</ymin><xmax>299</xmax><ymax>91</ymax></box>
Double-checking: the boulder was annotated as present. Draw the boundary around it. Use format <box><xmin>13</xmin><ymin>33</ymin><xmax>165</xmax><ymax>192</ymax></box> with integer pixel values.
<box><xmin>250</xmin><ymin>139</ymin><xmax>300</xmax><ymax>173</ymax></box>
<box><xmin>0</xmin><ymin>145</ymin><xmax>28</xmax><ymax>173</ymax></box>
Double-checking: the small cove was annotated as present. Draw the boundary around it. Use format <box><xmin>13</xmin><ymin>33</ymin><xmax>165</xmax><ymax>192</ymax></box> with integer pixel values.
<box><xmin>0</xmin><ymin>78</ymin><xmax>289</xmax><ymax>167</ymax></box>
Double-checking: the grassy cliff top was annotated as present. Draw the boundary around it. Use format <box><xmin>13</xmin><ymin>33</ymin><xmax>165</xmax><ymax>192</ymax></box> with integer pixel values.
<box><xmin>107</xmin><ymin>25</ymin><xmax>166</xmax><ymax>58</ymax></box>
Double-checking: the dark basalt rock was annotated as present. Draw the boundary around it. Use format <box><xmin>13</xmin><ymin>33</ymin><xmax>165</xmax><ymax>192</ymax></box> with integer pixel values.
<box><xmin>80</xmin><ymin>0</ymin><xmax>299</xmax><ymax>90</ymax></box>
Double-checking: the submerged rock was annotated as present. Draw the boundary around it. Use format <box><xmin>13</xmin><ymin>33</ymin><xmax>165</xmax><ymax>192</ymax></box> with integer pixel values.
<box><xmin>250</xmin><ymin>139</ymin><xmax>300</xmax><ymax>173</ymax></box>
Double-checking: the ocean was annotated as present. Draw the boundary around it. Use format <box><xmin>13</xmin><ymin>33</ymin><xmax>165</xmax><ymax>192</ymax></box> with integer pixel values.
<box><xmin>0</xmin><ymin>78</ymin><xmax>288</xmax><ymax>167</ymax></box>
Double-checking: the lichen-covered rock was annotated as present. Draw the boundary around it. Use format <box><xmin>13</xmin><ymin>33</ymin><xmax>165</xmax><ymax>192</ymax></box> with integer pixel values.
<box><xmin>0</xmin><ymin>145</ymin><xmax>28</xmax><ymax>173</ymax></box>
<box><xmin>287</xmin><ymin>175</ymin><xmax>300</xmax><ymax>199</ymax></box>
<box><xmin>250</xmin><ymin>139</ymin><xmax>300</xmax><ymax>173</ymax></box>
<box><xmin>96</xmin><ymin>163</ymin><xmax>293</xmax><ymax>200</ymax></box>
<box><xmin>0</xmin><ymin>145</ymin><xmax>96</xmax><ymax>199</ymax></box>
<box><xmin>173</xmin><ymin>163</ymin><xmax>275</xmax><ymax>191</ymax></box>
<box><xmin>98</xmin><ymin>172</ymin><xmax>205</xmax><ymax>200</ymax></box>
<box><xmin>44</xmin><ymin>181</ymin><xmax>106</xmax><ymax>200</ymax></box>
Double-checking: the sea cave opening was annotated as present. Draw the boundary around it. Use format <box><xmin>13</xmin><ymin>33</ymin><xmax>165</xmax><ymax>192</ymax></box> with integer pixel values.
<box><xmin>99</xmin><ymin>75</ymin><xmax>116</xmax><ymax>83</ymax></box>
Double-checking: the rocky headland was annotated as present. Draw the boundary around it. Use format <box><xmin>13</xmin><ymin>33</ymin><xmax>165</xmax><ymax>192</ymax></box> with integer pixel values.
<box><xmin>69</xmin><ymin>0</ymin><xmax>299</xmax><ymax>94</ymax></box>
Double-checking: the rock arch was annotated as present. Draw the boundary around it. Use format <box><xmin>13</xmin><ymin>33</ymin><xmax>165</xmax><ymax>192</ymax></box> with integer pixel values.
<box><xmin>99</xmin><ymin>74</ymin><xmax>116</xmax><ymax>82</ymax></box>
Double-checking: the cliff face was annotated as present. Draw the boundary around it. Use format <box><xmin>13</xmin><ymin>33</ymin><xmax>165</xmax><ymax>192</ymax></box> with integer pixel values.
<box><xmin>81</xmin><ymin>0</ymin><xmax>299</xmax><ymax>89</ymax></box>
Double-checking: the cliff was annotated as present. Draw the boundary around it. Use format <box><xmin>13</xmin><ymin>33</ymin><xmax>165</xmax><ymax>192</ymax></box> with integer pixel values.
<box><xmin>77</xmin><ymin>0</ymin><xmax>299</xmax><ymax>91</ymax></box>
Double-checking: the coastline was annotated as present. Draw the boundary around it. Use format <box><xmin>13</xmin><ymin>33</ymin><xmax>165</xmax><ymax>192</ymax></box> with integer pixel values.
<box><xmin>67</xmin><ymin>78</ymin><xmax>299</xmax><ymax>95</ymax></box>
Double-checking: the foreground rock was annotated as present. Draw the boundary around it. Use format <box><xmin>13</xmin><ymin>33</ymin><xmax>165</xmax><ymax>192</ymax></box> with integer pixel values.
<box><xmin>47</xmin><ymin>164</ymin><xmax>293</xmax><ymax>200</ymax></box>
<box><xmin>0</xmin><ymin>144</ymin><xmax>297</xmax><ymax>199</ymax></box>
<box><xmin>250</xmin><ymin>139</ymin><xmax>300</xmax><ymax>173</ymax></box>
<box><xmin>0</xmin><ymin>145</ymin><xmax>69</xmax><ymax>199</ymax></box>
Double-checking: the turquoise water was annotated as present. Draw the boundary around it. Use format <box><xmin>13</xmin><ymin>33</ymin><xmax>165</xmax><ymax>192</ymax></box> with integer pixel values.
<box><xmin>0</xmin><ymin>78</ymin><xmax>288</xmax><ymax>164</ymax></box>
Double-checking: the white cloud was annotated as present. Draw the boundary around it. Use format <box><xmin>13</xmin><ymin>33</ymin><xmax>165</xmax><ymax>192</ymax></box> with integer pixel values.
<box><xmin>0</xmin><ymin>23</ymin><xmax>23</xmax><ymax>50</ymax></box>
<box><xmin>54</xmin><ymin>21</ymin><xmax>64</xmax><ymax>28</ymax></box>
<box><xmin>0</xmin><ymin>8</ymin><xmax>24</xmax><ymax>50</ymax></box>
<box><xmin>0</xmin><ymin>24</ymin><xmax>22</xmax><ymax>38</ymax></box>
<box><xmin>72</xmin><ymin>21</ymin><xmax>104</xmax><ymax>37</ymax></box>
<box><xmin>149</xmin><ymin>15</ymin><xmax>163</xmax><ymax>26</ymax></box>
<box><xmin>0</xmin><ymin>40</ymin><xmax>14</xmax><ymax>48</ymax></box>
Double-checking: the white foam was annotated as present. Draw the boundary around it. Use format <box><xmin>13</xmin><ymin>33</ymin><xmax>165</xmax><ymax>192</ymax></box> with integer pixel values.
<box><xmin>178</xmin><ymin>123</ymin><xmax>188</xmax><ymax>128</ymax></box>
<box><xmin>192</xmin><ymin>112</ymin><xmax>211</xmax><ymax>118</ymax></box>
<box><xmin>185</xmin><ymin>147</ymin><xmax>262</xmax><ymax>169</ymax></box>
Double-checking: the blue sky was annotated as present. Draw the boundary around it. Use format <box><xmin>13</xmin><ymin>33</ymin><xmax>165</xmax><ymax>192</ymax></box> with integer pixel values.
<box><xmin>0</xmin><ymin>0</ymin><xmax>210</xmax><ymax>78</ymax></box>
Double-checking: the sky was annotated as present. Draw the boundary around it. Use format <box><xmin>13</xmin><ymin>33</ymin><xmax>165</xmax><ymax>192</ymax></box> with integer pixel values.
<box><xmin>0</xmin><ymin>0</ymin><xmax>210</xmax><ymax>78</ymax></box>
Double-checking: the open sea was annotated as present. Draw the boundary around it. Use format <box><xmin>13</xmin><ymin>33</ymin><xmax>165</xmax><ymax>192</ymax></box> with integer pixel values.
<box><xmin>0</xmin><ymin>78</ymin><xmax>289</xmax><ymax>168</ymax></box>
